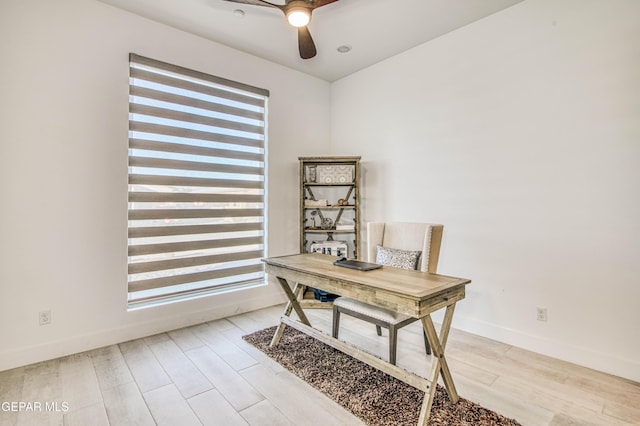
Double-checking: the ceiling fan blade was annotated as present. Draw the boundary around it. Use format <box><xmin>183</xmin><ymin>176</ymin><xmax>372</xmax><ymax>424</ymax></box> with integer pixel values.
<box><xmin>223</xmin><ymin>0</ymin><xmax>283</xmax><ymax>10</ymax></box>
<box><xmin>310</xmin><ymin>0</ymin><xmax>339</xmax><ymax>9</ymax></box>
<box><xmin>298</xmin><ymin>26</ymin><xmax>317</xmax><ymax>59</ymax></box>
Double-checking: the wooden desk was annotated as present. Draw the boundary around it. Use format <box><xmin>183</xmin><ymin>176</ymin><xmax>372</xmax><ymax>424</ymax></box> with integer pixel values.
<box><xmin>263</xmin><ymin>253</ymin><xmax>471</xmax><ymax>425</ymax></box>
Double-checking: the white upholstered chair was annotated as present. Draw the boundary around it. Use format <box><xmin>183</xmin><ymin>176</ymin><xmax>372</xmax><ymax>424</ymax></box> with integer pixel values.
<box><xmin>331</xmin><ymin>222</ymin><xmax>444</xmax><ymax>365</ymax></box>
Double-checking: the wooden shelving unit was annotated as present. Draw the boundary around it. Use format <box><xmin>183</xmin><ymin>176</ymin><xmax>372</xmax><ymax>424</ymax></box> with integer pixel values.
<box><xmin>298</xmin><ymin>156</ymin><xmax>361</xmax><ymax>308</ymax></box>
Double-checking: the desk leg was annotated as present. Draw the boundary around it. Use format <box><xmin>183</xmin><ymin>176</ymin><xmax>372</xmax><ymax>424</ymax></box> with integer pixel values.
<box><xmin>417</xmin><ymin>305</ymin><xmax>459</xmax><ymax>425</ymax></box>
<box><xmin>438</xmin><ymin>303</ymin><xmax>456</xmax><ymax>350</ymax></box>
<box><xmin>270</xmin><ymin>278</ymin><xmax>311</xmax><ymax>347</ymax></box>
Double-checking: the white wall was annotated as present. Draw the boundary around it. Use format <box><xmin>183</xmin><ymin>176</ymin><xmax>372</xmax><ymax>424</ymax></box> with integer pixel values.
<box><xmin>2</xmin><ymin>0</ymin><xmax>638</xmax><ymax>384</ymax></box>
<box><xmin>330</xmin><ymin>0</ymin><xmax>640</xmax><ymax>382</ymax></box>
<box><xmin>0</xmin><ymin>0</ymin><xmax>330</xmax><ymax>371</ymax></box>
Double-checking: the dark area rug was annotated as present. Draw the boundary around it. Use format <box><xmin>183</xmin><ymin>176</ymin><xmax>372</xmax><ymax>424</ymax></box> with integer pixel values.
<box><xmin>243</xmin><ymin>326</ymin><xmax>521</xmax><ymax>426</ymax></box>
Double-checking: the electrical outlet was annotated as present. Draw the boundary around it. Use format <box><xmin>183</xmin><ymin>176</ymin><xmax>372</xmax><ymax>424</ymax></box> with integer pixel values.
<box><xmin>536</xmin><ymin>307</ymin><xmax>547</xmax><ymax>322</ymax></box>
<box><xmin>39</xmin><ymin>310</ymin><xmax>51</xmax><ymax>325</ymax></box>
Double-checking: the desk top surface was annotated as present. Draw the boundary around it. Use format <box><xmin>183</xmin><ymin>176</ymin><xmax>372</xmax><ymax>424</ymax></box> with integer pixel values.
<box><xmin>263</xmin><ymin>253</ymin><xmax>471</xmax><ymax>301</ymax></box>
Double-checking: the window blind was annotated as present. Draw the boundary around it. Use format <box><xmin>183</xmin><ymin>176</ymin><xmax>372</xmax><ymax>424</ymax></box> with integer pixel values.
<box><xmin>128</xmin><ymin>54</ymin><xmax>268</xmax><ymax>305</ymax></box>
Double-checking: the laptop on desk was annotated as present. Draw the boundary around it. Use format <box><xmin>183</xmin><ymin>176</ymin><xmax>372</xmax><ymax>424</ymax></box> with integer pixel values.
<box><xmin>333</xmin><ymin>257</ymin><xmax>383</xmax><ymax>271</ymax></box>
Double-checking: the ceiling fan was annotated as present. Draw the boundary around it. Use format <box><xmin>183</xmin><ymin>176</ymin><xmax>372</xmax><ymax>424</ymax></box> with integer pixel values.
<box><xmin>223</xmin><ymin>0</ymin><xmax>339</xmax><ymax>59</ymax></box>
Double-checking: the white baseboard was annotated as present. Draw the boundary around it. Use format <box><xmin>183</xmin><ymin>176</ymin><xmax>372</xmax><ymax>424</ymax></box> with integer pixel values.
<box><xmin>6</xmin><ymin>295</ymin><xmax>637</xmax><ymax>384</ymax></box>
<box><xmin>0</xmin><ymin>290</ymin><xmax>286</xmax><ymax>372</ymax></box>
<box><xmin>452</xmin><ymin>314</ymin><xmax>640</xmax><ymax>384</ymax></box>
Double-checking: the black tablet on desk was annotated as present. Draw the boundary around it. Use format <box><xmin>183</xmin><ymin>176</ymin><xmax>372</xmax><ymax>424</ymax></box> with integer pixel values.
<box><xmin>333</xmin><ymin>257</ymin><xmax>383</xmax><ymax>271</ymax></box>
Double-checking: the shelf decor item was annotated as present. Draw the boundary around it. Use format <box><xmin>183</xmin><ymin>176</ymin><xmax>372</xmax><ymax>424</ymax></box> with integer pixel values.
<box><xmin>316</xmin><ymin>165</ymin><xmax>354</xmax><ymax>184</ymax></box>
<box><xmin>335</xmin><ymin>221</ymin><xmax>355</xmax><ymax>231</ymax></box>
<box><xmin>321</xmin><ymin>217</ymin><xmax>334</xmax><ymax>230</ymax></box>
<box><xmin>310</xmin><ymin>241</ymin><xmax>348</xmax><ymax>257</ymax></box>
<box><xmin>304</xmin><ymin>199</ymin><xmax>328</xmax><ymax>207</ymax></box>
<box><xmin>307</xmin><ymin>164</ymin><xmax>317</xmax><ymax>182</ymax></box>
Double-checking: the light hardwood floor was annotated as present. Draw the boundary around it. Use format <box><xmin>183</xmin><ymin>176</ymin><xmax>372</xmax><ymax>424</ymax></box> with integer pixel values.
<box><xmin>1</xmin><ymin>304</ymin><xmax>638</xmax><ymax>426</ymax></box>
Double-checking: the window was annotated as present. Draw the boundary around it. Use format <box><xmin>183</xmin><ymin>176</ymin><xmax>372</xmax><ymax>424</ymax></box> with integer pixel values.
<box><xmin>127</xmin><ymin>54</ymin><xmax>268</xmax><ymax>307</ymax></box>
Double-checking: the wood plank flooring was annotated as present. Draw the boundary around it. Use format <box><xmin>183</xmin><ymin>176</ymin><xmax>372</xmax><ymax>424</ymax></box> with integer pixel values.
<box><xmin>1</xmin><ymin>304</ymin><xmax>638</xmax><ymax>426</ymax></box>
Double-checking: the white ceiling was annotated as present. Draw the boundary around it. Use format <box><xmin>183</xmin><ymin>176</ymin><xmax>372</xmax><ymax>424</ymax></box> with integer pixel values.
<box><xmin>98</xmin><ymin>0</ymin><xmax>524</xmax><ymax>82</ymax></box>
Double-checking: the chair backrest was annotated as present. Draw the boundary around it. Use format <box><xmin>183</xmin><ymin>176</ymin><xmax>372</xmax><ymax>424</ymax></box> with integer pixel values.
<box><xmin>366</xmin><ymin>222</ymin><xmax>443</xmax><ymax>273</ymax></box>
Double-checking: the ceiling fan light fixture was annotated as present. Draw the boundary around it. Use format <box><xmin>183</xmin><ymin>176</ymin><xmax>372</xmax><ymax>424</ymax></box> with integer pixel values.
<box><xmin>286</xmin><ymin>8</ymin><xmax>310</xmax><ymax>27</ymax></box>
<box><xmin>224</xmin><ymin>0</ymin><xmax>341</xmax><ymax>59</ymax></box>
